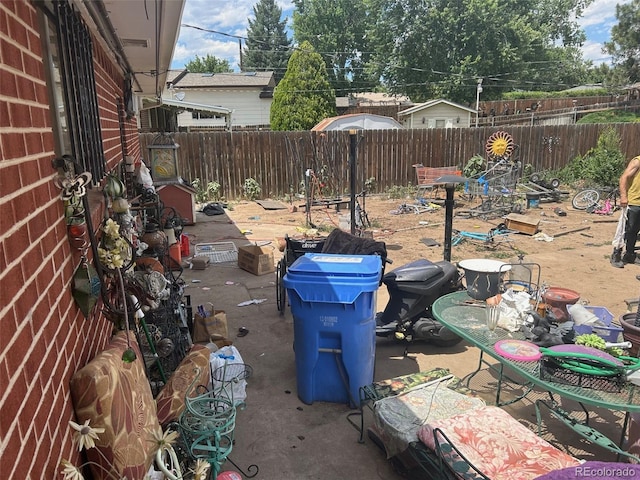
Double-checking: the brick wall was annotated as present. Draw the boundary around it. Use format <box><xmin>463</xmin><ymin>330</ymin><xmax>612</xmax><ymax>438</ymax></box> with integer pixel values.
<box><xmin>0</xmin><ymin>2</ymin><xmax>141</xmax><ymax>477</ymax></box>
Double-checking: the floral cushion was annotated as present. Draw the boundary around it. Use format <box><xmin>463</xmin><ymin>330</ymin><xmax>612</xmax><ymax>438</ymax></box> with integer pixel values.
<box><xmin>156</xmin><ymin>343</ymin><xmax>210</xmax><ymax>425</ymax></box>
<box><xmin>70</xmin><ymin>331</ymin><xmax>162</xmax><ymax>480</ymax></box>
<box><xmin>373</xmin><ymin>377</ymin><xmax>486</xmax><ymax>458</ymax></box>
<box><xmin>417</xmin><ymin>405</ymin><xmax>580</xmax><ymax>480</ymax></box>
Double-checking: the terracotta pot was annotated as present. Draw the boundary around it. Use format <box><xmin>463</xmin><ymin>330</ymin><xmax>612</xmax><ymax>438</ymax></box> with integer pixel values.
<box><xmin>620</xmin><ymin>312</ymin><xmax>640</xmax><ymax>357</ymax></box>
<box><xmin>542</xmin><ymin>287</ymin><xmax>580</xmax><ymax>322</ymax></box>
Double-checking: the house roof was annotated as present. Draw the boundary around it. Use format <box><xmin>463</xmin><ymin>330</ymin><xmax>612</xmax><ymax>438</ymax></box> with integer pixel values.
<box><xmin>87</xmin><ymin>0</ymin><xmax>185</xmax><ymax>97</ymax></box>
<box><xmin>166</xmin><ymin>70</ymin><xmax>275</xmax><ymax>88</ymax></box>
<box><xmin>312</xmin><ymin>114</ymin><xmax>403</xmax><ymax>131</ymax></box>
<box><xmin>398</xmin><ymin>99</ymin><xmax>476</xmax><ymax>116</ymax></box>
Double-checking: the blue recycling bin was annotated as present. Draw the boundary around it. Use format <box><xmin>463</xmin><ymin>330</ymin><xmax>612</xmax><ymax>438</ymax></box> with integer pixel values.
<box><xmin>283</xmin><ymin>253</ymin><xmax>382</xmax><ymax>407</ymax></box>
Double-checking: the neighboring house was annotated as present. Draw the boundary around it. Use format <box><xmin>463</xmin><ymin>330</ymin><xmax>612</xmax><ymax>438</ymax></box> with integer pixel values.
<box><xmin>0</xmin><ymin>1</ymin><xmax>182</xmax><ymax>477</ymax></box>
<box><xmin>161</xmin><ymin>70</ymin><xmax>276</xmax><ymax>130</ymax></box>
<box><xmin>337</xmin><ymin>92</ymin><xmax>413</xmax><ymax>118</ymax></box>
<box><xmin>398</xmin><ymin>99</ymin><xmax>477</xmax><ymax>129</ymax></box>
<box><xmin>312</xmin><ymin>113</ymin><xmax>403</xmax><ymax>131</ymax></box>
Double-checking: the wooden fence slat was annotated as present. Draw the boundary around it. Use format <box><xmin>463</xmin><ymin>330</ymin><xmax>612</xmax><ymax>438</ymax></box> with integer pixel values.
<box><xmin>139</xmin><ymin>123</ymin><xmax>640</xmax><ymax>200</ymax></box>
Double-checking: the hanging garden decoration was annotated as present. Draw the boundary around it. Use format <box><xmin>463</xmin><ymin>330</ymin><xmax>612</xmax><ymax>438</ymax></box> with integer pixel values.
<box><xmin>485</xmin><ymin>131</ymin><xmax>515</xmax><ymax>160</ymax></box>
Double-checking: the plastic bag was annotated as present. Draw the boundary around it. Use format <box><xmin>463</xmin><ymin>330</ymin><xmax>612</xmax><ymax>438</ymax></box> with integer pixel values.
<box><xmin>498</xmin><ymin>288</ymin><xmax>532</xmax><ymax>332</ymax></box>
<box><xmin>612</xmin><ymin>207</ymin><xmax>628</xmax><ymax>249</ymax></box>
<box><xmin>137</xmin><ymin>162</ymin><xmax>154</xmax><ymax>190</ymax></box>
<box><xmin>209</xmin><ymin>345</ymin><xmax>248</xmax><ymax>406</ymax></box>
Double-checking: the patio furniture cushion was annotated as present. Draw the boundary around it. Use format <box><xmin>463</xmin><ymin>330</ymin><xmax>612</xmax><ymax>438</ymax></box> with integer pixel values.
<box><xmin>70</xmin><ymin>331</ymin><xmax>161</xmax><ymax>480</ymax></box>
<box><xmin>373</xmin><ymin>376</ymin><xmax>486</xmax><ymax>458</ymax></box>
<box><xmin>156</xmin><ymin>343</ymin><xmax>210</xmax><ymax>425</ymax></box>
<box><xmin>417</xmin><ymin>405</ymin><xmax>580</xmax><ymax>480</ymax></box>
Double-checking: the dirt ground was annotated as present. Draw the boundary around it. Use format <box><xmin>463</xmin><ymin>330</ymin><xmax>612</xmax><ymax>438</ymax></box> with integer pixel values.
<box><xmin>179</xmin><ymin>191</ymin><xmax>639</xmax><ymax>478</ymax></box>
<box><xmin>198</xmin><ymin>191</ymin><xmax>638</xmax><ymax>318</ymax></box>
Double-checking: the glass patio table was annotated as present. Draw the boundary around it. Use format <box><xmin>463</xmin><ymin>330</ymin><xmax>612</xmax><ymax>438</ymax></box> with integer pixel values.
<box><xmin>432</xmin><ymin>290</ymin><xmax>640</xmax><ymax>460</ymax></box>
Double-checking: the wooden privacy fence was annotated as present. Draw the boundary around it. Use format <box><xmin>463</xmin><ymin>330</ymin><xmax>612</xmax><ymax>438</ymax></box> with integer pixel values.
<box><xmin>139</xmin><ymin>123</ymin><xmax>640</xmax><ymax>201</ymax></box>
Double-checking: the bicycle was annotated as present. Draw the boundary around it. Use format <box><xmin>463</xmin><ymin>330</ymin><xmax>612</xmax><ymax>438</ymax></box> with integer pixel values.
<box><xmin>354</xmin><ymin>190</ymin><xmax>371</xmax><ymax>233</ymax></box>
<box><xmin>571</xmin><ymin>186</ymin><xmax>620</xmax><ymax>213</ymax></box>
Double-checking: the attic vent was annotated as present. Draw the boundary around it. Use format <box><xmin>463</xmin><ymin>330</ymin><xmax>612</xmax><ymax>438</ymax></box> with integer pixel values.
<box><xmin>120</xmin><ymin>38</ymin><xmax>149</xmax><ymax>48</ymax></box>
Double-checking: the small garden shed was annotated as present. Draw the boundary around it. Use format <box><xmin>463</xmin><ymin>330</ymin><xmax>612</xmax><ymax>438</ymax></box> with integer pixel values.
<box><xmin>398</xmin><ymin>99</ymin><xmax>476</xmax><ymax>129</ymax></box>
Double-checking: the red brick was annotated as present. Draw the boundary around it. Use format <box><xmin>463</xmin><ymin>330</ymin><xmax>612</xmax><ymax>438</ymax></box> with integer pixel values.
<box><xmin>0</xmin><ymin>163</ymin><xmax>21</xmax><ymax>196</ymax></box>
<box><xmin>8</xmin><ymin>16</ymin><xmax>28</xmax><ymax>49</ymax></box>
<box><xmin>0</xmin><ymin>7</ymin><xmax>7</xmax><ymax>35</ymax></box>
<box><xmin>0</xmin><ymin>38</ymin><xmax>22</xmax><ymax>71</ymax></box>
<box><xmin>9</xmin><ymin>101</ymin><xmax>31</xmax><ymax>128</ymax></box>
<box><xmin>35</xmin><ymin>256</ymin><xmax>54</xmax><ymax>293</ymax></box>
<box><xmin>0</xmin><ymin>263</ymin><xmax>23</xmax><ymax>308</ymax></box>
<box><xmin>0</xmin><ymin>67</ymin><xmax>17</xmax><ymax>97</ymax></box>
<box><xmin>15</xmin><ymin>426</ymin><xmax>37</xmax><ymax>472</ymax></box>
<box><xmin>0</xmin><ymin>202</ymin><xmax>17</xmax><ymax>239</ymax></box>
<box><xmin>1</xmin><ymin>131</ymin><xmax>26</xmax><ymax>159</ymax></box>
<box><xmin>0</xmin><ymin>430</ymin><xmax>21</xmax><ymax>472</ymax></box>
<box><xmin>34</xmin><ymin>81</ymin><xmax>48</xmax><ymax>104</ymax></box>
<box><xmin>15</xmin><ymin>74</ymin><xmax>36</xmax><ymax>101</ymax></box>
<box><xmin>4</xmin><ymin>222</ymin><xmax>28</xmax><ymax>262</ymax></box>
<box><xmin>0</xmin><ymin>371</ymin><xmax>26</xmax><ymax>440</ymax></box>
<box><xmin>0</xmin><ymin>101</ymin><xmax>9</xmax><ymax>127</ymax></box>
<box><xmin>12</xmin><ymin>190</ymin><xmax>33</xmax><ymax>222</ymax></box>
<box><xmin>27</xmin><ymin>29</ymin><xmax>41</xmax><ymax>56</ymax></box>
<box><xmin>5</xmin><ymin>324</ymin><xmax>33</xmax><ymax>375</ymax></box>
<box><xmin>29</xmin><ymin>105</ymin><xmax>47</xmax><ymax>128</ymax></box>
<box><xmin>22</xmin><ymin>51</ymin><xmax>42</xmax><ymax>79</ymax></box>
<box><xmin>24</xmin><ymin>131</ymin><xmax>44</xmax><ymax>155</ymax></box>
<box><xmin>14</xmin><ymin>281</ymin><xmax>37</xmax><ymax>328</ymax></box>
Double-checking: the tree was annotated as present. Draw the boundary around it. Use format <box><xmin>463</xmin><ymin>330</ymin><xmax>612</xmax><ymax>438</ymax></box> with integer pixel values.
<box><xmin>604</xmin><ymin>0</ymin><xmax>640</xmax><ymax>84</ymax></box>
<box><xmin>185</xmin><ymin>54</ymin><xmax>232</xmax><ymax>73</ymax></box>
<box><xmin>270</xmin><ymin>41</ymin><xmax>336</xmax><ymax>131</ymax></box>
<box><xmin>292</xmin><ymin>0</ymin><xmax>377</xmax><ymax>96</ymax></box>
<box><xmin>364</xmin><ymin>0</ymin><xmax>592</xmax><ymax>103</ymax></box>
<box><xmin>242</xmin><ymin>0</ymin><xmax>291</xmax><ymax>83</ymax></box>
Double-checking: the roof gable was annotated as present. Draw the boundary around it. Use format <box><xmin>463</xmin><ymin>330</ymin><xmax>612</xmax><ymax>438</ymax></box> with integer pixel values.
<box><xmin>398</xmin><ymin>99</ymin><xmax>476</xmax><ymax>116</ymax></box>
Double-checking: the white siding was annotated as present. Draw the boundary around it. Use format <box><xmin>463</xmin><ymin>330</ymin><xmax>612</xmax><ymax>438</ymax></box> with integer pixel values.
<box><xmin>164</xmin><ymin>88</ymin><xmax>272</xmax><ymax>129</ymax></box>
<box><xmin>402</xmin><ymin>104</ymin><xmax>472</xmax><ymax>129</ymax></box>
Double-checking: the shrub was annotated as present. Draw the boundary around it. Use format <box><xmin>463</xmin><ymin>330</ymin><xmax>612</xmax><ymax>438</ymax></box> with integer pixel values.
<box><xmin>558</xmin><ymin>127</ymin><xmax>626</xmax><ymax>187</ymax></box>
<box><xmin>192</xmin><ymin>178</ymin><xmax>222</xmax><ymax>203</ymax></box>
<box><xmin>242</xmin><ymin>178</ymin><xmax>262</xmax><ymax>200</ymax></box>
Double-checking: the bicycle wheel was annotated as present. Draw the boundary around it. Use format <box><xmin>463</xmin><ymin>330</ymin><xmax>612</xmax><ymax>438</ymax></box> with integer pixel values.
<box><xmin>571</xmin><ymin>189</ymin><xmax>600</xmax><ymax>210</ymax></box>
<box><xmin>275</xmin><ymin>259</ymin><xmax>286</xmax><ymax>313</ymax></box>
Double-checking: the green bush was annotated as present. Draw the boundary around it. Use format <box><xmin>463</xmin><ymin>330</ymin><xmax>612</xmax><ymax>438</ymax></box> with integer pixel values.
<box><xmin>192</xmin><ymin>178</ymin><xmax>222</xmax><ymax>203</ymax></box>
<box><xmin>558</xmin><ymin>127</ymin><xmax>626</xmax><ymax>187</ymax></box>
<box><xmin>242</xmin><ymin>178</ymin><xmax>262</xmax><ymax>200</ymax></box>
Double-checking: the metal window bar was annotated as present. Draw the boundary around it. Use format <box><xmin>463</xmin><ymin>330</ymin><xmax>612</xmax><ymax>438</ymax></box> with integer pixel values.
<box><xmin>55</xmin><ymin>0</ymin><xmax>106</xmax><ymax>183</ymax></box>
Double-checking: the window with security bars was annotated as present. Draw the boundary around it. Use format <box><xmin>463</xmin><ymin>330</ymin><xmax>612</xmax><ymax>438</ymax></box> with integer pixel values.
<box><xmin>39</xmin><ymin>0</ymin><xmax>106</xmax><ymax>182</ymax></box>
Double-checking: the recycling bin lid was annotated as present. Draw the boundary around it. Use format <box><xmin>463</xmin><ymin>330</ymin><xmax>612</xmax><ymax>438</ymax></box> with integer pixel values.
<box><xmin>287</xmin><ymin>253</ymin><xmax>382</xmax><ymax>279</ymax></box>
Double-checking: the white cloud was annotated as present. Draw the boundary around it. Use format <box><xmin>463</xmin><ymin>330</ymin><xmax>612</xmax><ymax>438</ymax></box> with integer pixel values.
<box><xmin>575</xmin><ymin>0</ymin><xmax>630</xmax><ymax>64</ymax></box>
<box><xmin>172</xmin><ymin>0</ymin><xmax>294</xmax><ymax>69</ymax></box>
<box><xmin>173</xmin><ymin>0</ymin><xmax>628</xmax><ymax>68</ymax></box>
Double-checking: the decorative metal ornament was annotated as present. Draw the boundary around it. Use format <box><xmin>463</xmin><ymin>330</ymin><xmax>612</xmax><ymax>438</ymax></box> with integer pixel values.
<box><xmin>55</xmin><ymin>171</ymin><xmax>93</xmax><ymax>201</ymax></box>
<box><xmin>72</xmin><ymin>254</ymin><xmax>101</xmax><ymax>318</ymax></box>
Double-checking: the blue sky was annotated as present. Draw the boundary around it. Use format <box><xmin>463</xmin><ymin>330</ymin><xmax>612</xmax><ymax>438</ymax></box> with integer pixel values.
<box><xmin>171</xmin><ymin>0</ymin><xmax>629</xmax><ymax>71</ymax></box>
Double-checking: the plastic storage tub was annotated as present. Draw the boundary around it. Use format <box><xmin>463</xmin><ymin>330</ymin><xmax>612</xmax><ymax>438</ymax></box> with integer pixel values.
<box><xmin>283</xmin><ymin>253</ymin><xmax>382</xmax><ymax>407</ymax></box>
<box><xmin>568</xmin><ymin>304</ymin><xmax>622</xmax><ymax>342</ymax></box>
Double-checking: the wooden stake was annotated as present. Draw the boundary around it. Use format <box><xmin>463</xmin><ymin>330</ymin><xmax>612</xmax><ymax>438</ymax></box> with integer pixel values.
<box><xmin>551</xmin><ymin>226</ymin><xmax>591</xmax><ymax>238</ymax></box>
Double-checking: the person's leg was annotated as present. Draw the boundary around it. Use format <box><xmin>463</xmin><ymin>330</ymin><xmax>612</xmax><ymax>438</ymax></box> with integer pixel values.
<box><xmin>623</xmin><ymin>205</ymin><xmax>640</xmax><ymax>263</ymax></box>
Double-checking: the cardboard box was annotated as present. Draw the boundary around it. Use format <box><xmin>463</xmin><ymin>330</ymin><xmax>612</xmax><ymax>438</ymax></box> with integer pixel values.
<box><xmin>191</xmin><ymin>256</ymin><xmax>210</xmax><ymax>270</ymax></box>
<box><xmin>238</xmin><ymin>244</ymin><xmax>275</xmax><ymax>275</ymax></box>
<box><xmin>505</xmin><ymin>213</ymin><xmax>540</xmax><ymax>235</ymax></box>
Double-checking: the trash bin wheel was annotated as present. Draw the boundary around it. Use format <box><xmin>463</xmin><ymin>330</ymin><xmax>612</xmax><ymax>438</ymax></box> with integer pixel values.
<box><xmin>276</xmin><ymin>258</ymin><xmax>287</xmax><ymax>313</ymax></box>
